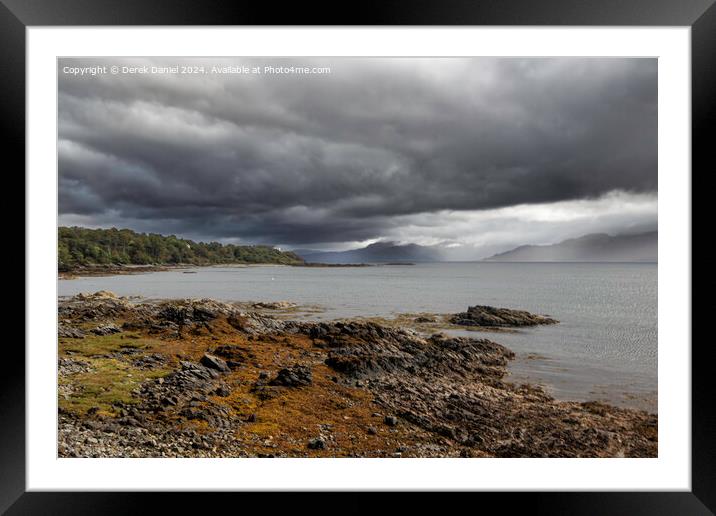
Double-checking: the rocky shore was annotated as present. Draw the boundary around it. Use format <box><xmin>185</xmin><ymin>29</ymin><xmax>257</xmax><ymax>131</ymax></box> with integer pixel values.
<box><xmin>450</xmin><ymin>305</ymin><xmax>558</xmax><ymax>327</ymax></box>
<box><xmin>59</xmin><ymin>264</ymin><xmax>177</xmax><ymax>279</ymax></box>
<box><xmin>57</xmin><ymin>291</ymin><xmax>657</xmax><ymax>458</ymax></box>
<box><xmin>59</xmin><ymin>262</ymin><xmax>375</xmax><ymax>279</ymax></box>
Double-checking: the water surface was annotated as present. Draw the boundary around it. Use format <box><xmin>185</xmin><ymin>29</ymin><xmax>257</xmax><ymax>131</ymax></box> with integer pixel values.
<box><xmin>59</xmin><ymin>262</ymin><xmax>657</xmax><ymax>412</ymax></box>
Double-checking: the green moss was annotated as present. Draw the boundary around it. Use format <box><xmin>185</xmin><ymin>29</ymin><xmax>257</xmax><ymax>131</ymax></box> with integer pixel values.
<box><xmin>59</xmin><ymin>332</ymin><xmax>172</xmax><ymax>417</ymax></box>
<box><xmin>59</xmin><ymin>357</ymin><xmax>170</xmax><ymax>417</ymax></box>
<box><xmin>59</xmin><ymin>331</ymin><xmax>158</xmax><ymax>358</ymax></box>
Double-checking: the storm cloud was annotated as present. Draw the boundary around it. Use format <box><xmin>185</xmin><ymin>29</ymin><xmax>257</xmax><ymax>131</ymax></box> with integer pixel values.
<box><xmin>58</xmin><ymin>57</ymin><xmax>657</xmax><ymax>253</ymax></box>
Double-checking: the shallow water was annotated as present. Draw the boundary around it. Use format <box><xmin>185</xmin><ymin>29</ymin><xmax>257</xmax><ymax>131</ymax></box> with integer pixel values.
<box><xmin>58</xmin><ymin>262</ymin><xmax>657</xmax><ymax>412</ymax></box>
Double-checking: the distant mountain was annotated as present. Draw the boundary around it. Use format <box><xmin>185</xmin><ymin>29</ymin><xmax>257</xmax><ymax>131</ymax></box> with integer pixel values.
<box><xmin>294</xmin><ymin>241</ymin><xmax>443</xmax><ymax>264</ymax></box>
<box><xmin>483</xmin><ymin>231</ymin><xmax>657</xmax><ymax>263</ymax></box>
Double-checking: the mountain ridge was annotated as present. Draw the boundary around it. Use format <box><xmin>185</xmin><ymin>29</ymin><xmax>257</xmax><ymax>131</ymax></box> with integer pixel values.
<box><xmin>484</xmin><ymin>231</ymin><xmax>657</xmax><ymax>263</ymax></box>
<box><xmin>294</xmin><ymin>241</ymin><xmax>443</xmax><ymax>264</ymax></box>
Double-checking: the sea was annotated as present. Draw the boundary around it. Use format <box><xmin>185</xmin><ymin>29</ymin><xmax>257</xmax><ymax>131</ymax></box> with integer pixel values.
<box><xmin>58</xmin><ymin>262</ymin><xmax>657</xmax><ymax>413</ymax></box>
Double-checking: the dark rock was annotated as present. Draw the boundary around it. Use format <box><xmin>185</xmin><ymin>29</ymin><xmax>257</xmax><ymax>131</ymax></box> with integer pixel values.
<box><xmin>180</xmin><ymin>407</ymin><xmax>204</xmax><ymax>419</ymax></box>
<box><xmin>162</xmin><ymin>396</ymin><xmax>178</xmax><ymax>406</ymax></box>
<box><xmin>132</xmin><ymin>353</ymin><xmax>167</xmax><ymax>369</ymax></box>
<box><xmin>384</xmin><ymin>416</ymin><xmax>398</xmax><ymax>427</ymax></box>
<box><xmin>118</xmin><ymin>416</ymin><xmax>140</xmax><ymax>427</ymax></box>
<box><xmin>307</xmin><ymin>437</ymin><xmax>326</xmax><ymax>450</ymax></box>
<box><xmin>450</xmin><ymin>305</ymin><xmax>558</xmax><ymax>327</ymax></box>
<box><xmin>101</xmin><ymin>423</ymin><xmax>121</xmax><ymax>434</ymax></box>
<box><xmin>214</xmin><ymin>384</ymin><xmax>231</xmax><ymax>397</ymax></box>
<box><xmin>269</xmin><ymin>365</ymin><xmax>312</xmax><ymax>387</ymax></box>
<box><xmin>200</xmin><ymin>353</ymin><xmax>230</xmax><ymax>373</ymax></box>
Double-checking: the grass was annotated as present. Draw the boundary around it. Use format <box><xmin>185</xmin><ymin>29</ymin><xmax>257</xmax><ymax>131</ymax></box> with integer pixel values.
<box><xmin>59</xmin><ymin>331</ymin><xmax>157</xmax><ymax>357</ymax></box>
<box><xmin>59</xmin><ymin>332</ymin><xmax>171</xmax><ymax>417</ymax></box>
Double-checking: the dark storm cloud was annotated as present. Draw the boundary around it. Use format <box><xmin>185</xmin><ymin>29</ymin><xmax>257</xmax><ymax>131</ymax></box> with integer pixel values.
<box><xmin>58</xmin><ymin>57</ymin><xmax>657</xmax><ymax>245</ymax></box>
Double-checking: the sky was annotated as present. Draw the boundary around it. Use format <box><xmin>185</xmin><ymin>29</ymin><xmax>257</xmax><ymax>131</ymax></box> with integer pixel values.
<box><xmin>58</xmin><ymin>57</ymin><xmax>657</xmax><ymax>258</ymax></box>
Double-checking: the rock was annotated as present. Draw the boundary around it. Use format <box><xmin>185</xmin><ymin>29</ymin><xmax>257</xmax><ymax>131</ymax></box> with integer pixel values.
<box><xmin>214</xmin><ymin>384</ymin><xmax>231</xmax><ymax>397</ymax></box>
<box><xmin>58</xmin><ymin>325</ymin><xmax>85</xmax><ymax>339</ymax></box>
<box><xmin>384</xmin><ymin>416</ymin><xmax>398</xmax><ymax>427</ymax></box>
<box><xmin>307</xmin><ymin>437</ymin><xmax>326</xmax><ymax>450</ymax></box>
<box><xmin>200</xmin><ymin>353</ymin><xmax>230</xmax><ymax>373</ymax></box>
<box><xmin>118</xmin><ymin>416</ymin><xmax>140</xmax><ymax>427</ymax></box>
<box><xmin>57</xmin><ymin>294</ymin><xmax>656</xmax><ymax>459</ymax></box>
<box><xmin>269</xmin><ymin>365</ymin><xmax>312</xmax><ymax>387</ymax></box>
<box><xmin>450</xmin><ymin>305</ymin><xmax>558</xmax><ymax>327</ymax></box>
<box><xmin>58</xmin><ymin>357</ymin><xmax>92</xmax><ymax>375</ymax></box>
<box><xmin>415</xmin><ymin>316</ymin><xmax>436</xmax><ymax>323</ymax></box>
<box><xmin>91</xmin><ymin>324</ymin><xmax>121</xmax><ymax>336</ymax></box>
<box><xmin>77</xmin><ymin>290</ymin><xmax>118</xmax><ymax>300</ymax></box>
<box><xmin>180</xmin><ymin>407</ymin><xmax>204</xmax><ymax>419</ymax></box>
<box><xmin>132</xmin><ymin>353</ymin><xmax>167</xmax><ymax>369</ymax></box>
<box><xmin>252</xmin><ymin>301</ymin><xmax>297</xmax><ymax>310</ymax></box>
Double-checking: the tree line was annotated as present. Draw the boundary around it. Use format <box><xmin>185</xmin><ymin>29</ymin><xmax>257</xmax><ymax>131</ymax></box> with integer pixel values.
<box><xmin>58</xmin><ymin>226</ymin><xmax>304</xmax><ymax>270</ymax></box>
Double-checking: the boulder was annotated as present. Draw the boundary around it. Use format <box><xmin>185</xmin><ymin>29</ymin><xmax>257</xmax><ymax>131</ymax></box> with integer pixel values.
<box><xmin>307</xmin><ymin>437</ymin><xmax>326</xmax><ymax>450</ymax></box>
<box><xmin>91</xmin><ymin>324</ymin><xmax>121</xmax><ymax>336</ymax></box>
<box><xmin>450</xmin><ymin>305</ymin><xmax>558</xmax><ymax>327</ymax></box>
<box><xmin>269</xmin><ymin>365</ymin><xmax>312</xmax><ymax>387</ymax></box>
<box><xmin>59</xmin><ymin>325</ymin><xmax>85</xmax><ymax>339</ymax></box>
<box><xmin>200</xmin><ymin>353</ymin><xmax>230</xmax><ymax>373</ymax></box>
<box><xmin>384</xmin><ymin>416</ymin><xmax>398</xmax><ymax>427</ymax></box>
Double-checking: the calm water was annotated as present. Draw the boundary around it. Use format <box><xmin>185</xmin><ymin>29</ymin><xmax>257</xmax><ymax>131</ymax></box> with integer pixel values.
<box><xmin>58</xmin><ymin>263</ymin><xmax>657</xmax><ymax>412</ymax></box>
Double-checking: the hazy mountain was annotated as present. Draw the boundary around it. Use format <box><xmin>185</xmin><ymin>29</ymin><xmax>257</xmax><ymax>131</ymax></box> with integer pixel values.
<box><xmin>483</xmin><ymin>231</ymin><xmax>657</xmax><ymax>263</ymax></box>
<box><xmin>294</xmin><ymin>241</ymin><xmax>443</xmax><ymax>264</ymax></box>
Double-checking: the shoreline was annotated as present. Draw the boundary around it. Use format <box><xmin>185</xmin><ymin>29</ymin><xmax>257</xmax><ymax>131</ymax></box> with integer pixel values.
<box><xmin>58</xmin><ymin>261</ymin><xmax>380</xmax><ymax>279</ymax></box>
<box><xmin>59</xmin><ymin>260</ymin><xmax>658</xmax><ymax>280</ymax></box>
<box><xmin>58</xmin><ymin>292</ymin><xmax>657</xmax><ymax>458</ymax></box>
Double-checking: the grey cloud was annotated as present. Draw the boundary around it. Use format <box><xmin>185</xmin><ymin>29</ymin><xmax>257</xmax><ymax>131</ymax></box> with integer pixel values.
<box><xmin>58</xmin><ymin>57</ymin><xmax>657</xmax><ymax>247</ymax></box>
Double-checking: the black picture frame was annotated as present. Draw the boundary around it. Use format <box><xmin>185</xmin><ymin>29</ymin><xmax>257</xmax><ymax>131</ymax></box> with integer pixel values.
<box><xmin>5</xmin><ymin>0</ymin><xmax>714</xmax><ymax>512</ymax></box>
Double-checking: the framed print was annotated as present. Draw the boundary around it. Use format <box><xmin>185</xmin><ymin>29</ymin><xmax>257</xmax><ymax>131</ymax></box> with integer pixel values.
<box><xmin>5</xmin><ymin>0</ymin><xmax>715</xmax><ymax>512</ymax></box>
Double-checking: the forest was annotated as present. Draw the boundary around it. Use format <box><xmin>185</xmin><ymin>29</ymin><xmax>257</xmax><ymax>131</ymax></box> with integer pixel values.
<box><xmin>58</xmin><ymin>226</ymin><xmax>304</xmax><ymax>270</ymax></box>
